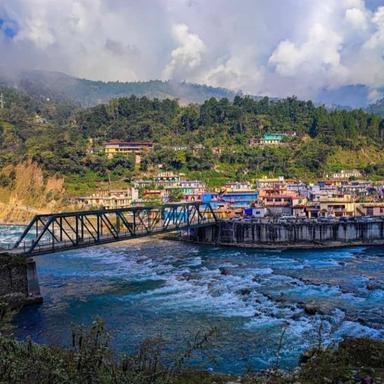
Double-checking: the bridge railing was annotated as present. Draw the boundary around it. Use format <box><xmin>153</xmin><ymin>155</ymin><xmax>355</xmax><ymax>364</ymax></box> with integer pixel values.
<box><xmin>11</xmin><ymin>202</ymin><xmax>218</xmax><ymax>255</ymax></box>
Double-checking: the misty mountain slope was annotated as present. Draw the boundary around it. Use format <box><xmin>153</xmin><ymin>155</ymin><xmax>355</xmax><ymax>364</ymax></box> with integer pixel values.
<box><xmin>4</xmin><ymin>70</ymin><xmax>240</xmax><ymax>106</ymax></box>
<box><xmin>368</xmin><ymin>98</ymin><xmax>384</xmax><ymax>117</ymax></box>
<box><xmin>1</xmin><ymin>70</ymin><xmax>383</xmax><ymax>110</ymax></box>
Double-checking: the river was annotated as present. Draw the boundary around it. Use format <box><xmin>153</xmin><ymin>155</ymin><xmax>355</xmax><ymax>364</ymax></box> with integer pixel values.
<box><xmin>1</xmin><ymin>225</ymin><xmax>384</xmax><ymax>374</ymax></box>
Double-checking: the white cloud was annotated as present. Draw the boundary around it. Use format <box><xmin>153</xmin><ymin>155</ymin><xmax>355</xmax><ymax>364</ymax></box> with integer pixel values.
<box><xmin>269</xmin><ymin>23</ymin><xmax>346</xmax><ymax>86</ymax></box>
<box><xmin>1</xmin><ymin>0</ymin><xmax>384</xmax><ymax>103</ymax></box>
<box><xmin>345</xmin><ymin>7</ymin><xmax>369</xmax><ymax>29</ymax></box>
<box><xmin>203</xmin><ymin>50</ymin><xmax>264</xmax><ymax>93</ymax></box>
<box><xmin>162</xmin><ymin>23</ymin><xmax>206</xmax><ymax>80</ymax></box>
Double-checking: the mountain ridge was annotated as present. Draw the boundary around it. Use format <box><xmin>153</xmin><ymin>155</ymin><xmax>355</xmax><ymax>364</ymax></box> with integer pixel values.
<box><xmin>1</xmin><ymin>70</ymin><xmax>242</xmax><ymax>106</ymax></box>
<box><xmin>1</xmin><ymin>69</ymin><xmax>383</xmax><ymax>112</ymax></box>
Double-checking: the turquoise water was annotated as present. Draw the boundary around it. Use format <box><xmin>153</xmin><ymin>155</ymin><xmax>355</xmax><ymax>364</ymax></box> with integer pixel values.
<box><xmin>1</xmin><ymin>225</ymin><xmax>384</xmax><ymax>374</ymax></box>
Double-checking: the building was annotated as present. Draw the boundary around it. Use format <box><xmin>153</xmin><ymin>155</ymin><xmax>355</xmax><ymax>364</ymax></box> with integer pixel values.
<box><xmin>171</xmin><ymin>145</ymin><xmax>188</xmax><ymax>151</ymax></box>
<box><xmin>154</xmin><ymin>172</ymin><xmax>184</xmax><ymax>188</ymax></box>
<box><xmin>141</xmin><ymin>189</ymin><xmax>168</xmax><ymax>204</ymax></box>
<box><xmin>286</xmin><ymin>181</ymin><xmax>309</xmax><ymax>197</ymax></box>
<box><xmin>220</xmin><ymin>191</ymin><xmax>259</xmax><ymax>209</ymax></box>
<box><xmin>180</xmin><ymin>180</ymin><xmax>206</xmax><ymax>202</ymax></box>
<box><xmin>104</xmin><ymin>140</ymin><xmax>154</xmax><ymax>159</ymax></box>
<box><xmin>327</xmin><ymin>169</ymin><xmax>363</xmax><ymax>180</ymax></box>
<box><xmin>261</xmin><ymin>194</ymin><xmax>296</xmax><ymax>217</ymax></box>
<box><xmin>318</xmin><ymin>195</ymin><xmax>356</xmax><ymax>217</ymax></box>
<box><xmin>223</xmin><ymin>181</ymin><xmax>253</xmax><ymax>191</ymax></box>
<box><xmin>244</xmin><ymin>206</ymin><xmax>268</xmax><ymax>218</ymax></box>
<box><xmin>256</xmin><ymin>176</ymin><xmax>286</xmax><ymax>191</ymax></box>
<box><xmin>339</xmin><ymin>181</ymin><xmax>375</xmax><ymax>197</ymax></box>
<box><xmin>74</xmin><ymin>188</ymin><xmax>139</xmax><ymax>209</ymax></box>
<box><xmin>250</xmin><ymin>134</ymin><xmax>284</xmax><ymax>146</ymax></box>
<box><xmin>356</xmin><ymin>203</ymin><xmax>384</xmax><ymax>216</ymax></box>
<box><xmin>212</xmin><ymin>146</ymin><xmax>223</xmax><ymax>155</ymax></box>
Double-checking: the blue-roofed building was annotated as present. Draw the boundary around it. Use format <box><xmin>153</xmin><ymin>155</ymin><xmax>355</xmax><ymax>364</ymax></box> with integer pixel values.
<box><xmin>219</xmin><ymin>182</ymin><xmax>258</xmax><ymax>209</ymax></box>
<box><xmin>249</xmin><ymin>134</ymin><xmax>284</xmax><ymax>146</ymax></box>
<box><xmin>261</xmin><ymin>134</ymin><xmax>283</xmax><ymax>144</ymax></box>
<box><xmin>220</xmin><ymin>191</ymin><xmax>259</xmax><ymax>208</ymax></box>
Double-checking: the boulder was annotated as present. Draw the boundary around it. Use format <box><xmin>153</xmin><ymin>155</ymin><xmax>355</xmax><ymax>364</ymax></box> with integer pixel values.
<box><xmin>303</xmin><ymin>304</ymin><xmax>318</xmax><ymax>315</ymax></box>
<box><xmin>239</xmin><ymin>288</ymin><xmax>251</xmax><ymax>296</ymax></box>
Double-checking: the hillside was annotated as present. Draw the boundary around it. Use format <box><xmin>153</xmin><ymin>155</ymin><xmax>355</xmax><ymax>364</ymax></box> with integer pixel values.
<box><xmin>1</xmin><ymin>84</ymin><xmax>384</xmax><ymax>199</ymax></box>
<box><xmin>0</xmin><ymin>161</ymin><xmax>67</xmax><ymax>223</ymax></box>
<box><xmin>1</xmin><ymin>70</ymin><xmax>240</xmax><ymax>107</ymax></box>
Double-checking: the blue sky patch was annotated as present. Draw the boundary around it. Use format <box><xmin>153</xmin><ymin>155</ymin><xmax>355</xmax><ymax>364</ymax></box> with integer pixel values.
<box><xmin>0</xmin><ymin>17</ymin><xmax>18</xmax><ymax>38</ymax></box>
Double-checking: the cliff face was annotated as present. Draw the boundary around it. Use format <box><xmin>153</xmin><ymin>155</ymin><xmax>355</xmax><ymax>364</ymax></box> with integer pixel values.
<box><xmin>0</xmin><ymin>161</ymin><xmax>67</xmax><ymax>224</ymax></box>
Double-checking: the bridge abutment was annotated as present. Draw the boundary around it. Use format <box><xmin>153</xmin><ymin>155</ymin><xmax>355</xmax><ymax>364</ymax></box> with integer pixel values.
<box><xmin>0</xmin><ymin>252</ymin><xmax>43</xmax><ymax>310</ymax></box>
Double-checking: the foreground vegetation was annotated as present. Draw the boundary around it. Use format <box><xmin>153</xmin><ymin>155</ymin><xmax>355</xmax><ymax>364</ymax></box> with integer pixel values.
<box><xmin>0</xmin><ymin>318</ymin><xmax>383</xmax><ymax>384</ymax></box>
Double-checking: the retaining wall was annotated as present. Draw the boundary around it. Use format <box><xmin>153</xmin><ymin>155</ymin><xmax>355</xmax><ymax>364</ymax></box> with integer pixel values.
<box><xmin>189</xmin><ymin>219</ymin><xmax>384</xmax><ymax>248</ymax></box>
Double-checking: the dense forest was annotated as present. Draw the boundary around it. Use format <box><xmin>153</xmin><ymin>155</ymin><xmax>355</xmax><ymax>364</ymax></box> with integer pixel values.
<box><xmin>1</xmin><ymin>84</ymin><xmax>384</xmax><ymax>194</ymax></box>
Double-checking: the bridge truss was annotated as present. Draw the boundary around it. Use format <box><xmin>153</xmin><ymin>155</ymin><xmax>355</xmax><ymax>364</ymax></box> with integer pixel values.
<box><xmin>12</xmin><ymin>203</ymin><xmax>217</xmax><ymax>256</ymax></box>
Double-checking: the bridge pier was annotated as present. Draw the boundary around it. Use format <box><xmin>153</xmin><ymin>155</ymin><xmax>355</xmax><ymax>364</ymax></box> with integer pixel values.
<box><xmin>26</xmin><ymin>258</ymin><xmax>41</xmax><ymax>298</ymax></box>
<box><xmin>0</xmin><ymin>252</ymin><xmax>42</xmax><ymax>308</ymax></box>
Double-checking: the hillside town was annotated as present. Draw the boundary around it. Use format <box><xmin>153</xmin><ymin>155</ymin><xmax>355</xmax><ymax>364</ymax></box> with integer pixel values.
<box><xmin>73</xmin><ymin>169</ymin><xmax>384</xmax><ymax>220</ymax></box>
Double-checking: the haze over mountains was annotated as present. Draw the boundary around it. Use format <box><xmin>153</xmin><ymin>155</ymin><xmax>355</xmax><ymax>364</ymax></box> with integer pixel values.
<box><xmin>0</xmin><ymin>70</ymin><xmax>239</xmax><ymax>106</ymax></box>
<box><xmin>1</xmin><ymin>70</ymin><xmax>384</xmax><ymax>114</ymax></box>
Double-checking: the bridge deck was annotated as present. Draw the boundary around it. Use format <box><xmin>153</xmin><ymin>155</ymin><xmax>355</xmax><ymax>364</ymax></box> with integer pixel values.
<box><xmin>9</xmin><ymin>203</ymin><xmax>218</xmax><ymax>256</ymax></box>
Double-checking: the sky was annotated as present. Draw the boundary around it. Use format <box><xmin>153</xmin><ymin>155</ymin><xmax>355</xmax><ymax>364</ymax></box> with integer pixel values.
<box><xmin>1</xmin><ymin>0</ymin><xmax>384</xmax><ymax>101</ymax></box>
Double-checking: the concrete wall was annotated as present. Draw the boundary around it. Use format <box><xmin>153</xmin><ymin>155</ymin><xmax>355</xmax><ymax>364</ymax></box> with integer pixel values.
<box><xmin>0</xmin><ymin>257</ymin><xmax>28</xmax><ymax>297</ymax></box>
<box><xmin>0</xmin><ymin>255</ymin><xmax>41</xmax><ymax>304</ymax></box>
<box><xmin>189</xmin><ymin>219</ymin><xmax>384</xmax><ymax>248</ymax></box>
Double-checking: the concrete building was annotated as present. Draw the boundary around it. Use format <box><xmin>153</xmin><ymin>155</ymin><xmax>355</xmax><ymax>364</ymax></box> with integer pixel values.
<box><xmin>256</xmin><ymin>176</ymin><xmax>286</xmax><ymax>192</ymax></box>
<box><xmin>319</xmin><ymin>195</ymin><xmax>356</xmax><ymax>217</ymax></box>
<box><xmin>180</xmin><ymin>180</ymin><xmax>206</xmax><ymax>202</ymax></box>
<box><xmin>223</xmin><ymin>181</ymin><xmax>253</xmax><ymax>191</ymax></box>
<box><xmin>259</xmin><ymin>134</ymin><xmax>283</xmax><ymax>145</ymax></box>
<box><xmin>104</xmin><ymin>140</ymin><xmax>154</xmax><ymax>159</ymax></box>
<box><xmin>327</xmin><ymin>169</ymin><xmax>363</xmax><ymax>180</ymax></box>
<box><xmin>356</xmin><ymin>203</ymin><xmax>384</xmax><ymax>216</ymax></box>
<box><xmin>75</xmin><ymin>188</ymin><xmax>139</xmax><ymax>209</ymax></box>
<box><xmin>154</xmin><ymin>172</ymin><xmax>184</xmax><ymax>188</ymax></box>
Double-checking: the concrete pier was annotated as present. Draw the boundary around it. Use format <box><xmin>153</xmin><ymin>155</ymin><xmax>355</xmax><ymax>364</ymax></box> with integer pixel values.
<box><xmin>188</xmin><ymin>218</ymin><xmax>384</xmax><ymax>248</ymax></box>
<box><xmin>0</xmin><ymin>252</ymin><xmax>42</xmax><ymax>306</ymax></box>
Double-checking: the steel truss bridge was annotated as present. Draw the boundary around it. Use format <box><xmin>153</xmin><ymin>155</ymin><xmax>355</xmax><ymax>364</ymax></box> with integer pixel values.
<box><xmin>10</xmin><ymin>203</ymin><xmax>217</xmax><ymax>256</ymax></box>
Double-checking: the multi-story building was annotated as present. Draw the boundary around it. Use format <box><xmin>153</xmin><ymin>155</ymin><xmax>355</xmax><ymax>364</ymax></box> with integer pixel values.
<box><xmin>104</xmin><ymin>140</ymin><xmax>154</xmax><ymax>159</ymax></box>
<box><xmin>326</xmin><ymin>169</ymin><xmax>363</xmax><ymax>180</ymax></box>
<box><xmin>256</xmin><ymin>176</ymin><xmax>286</xmax><ymax>192</ymax></box>
<box><xmin>74</xmin><ymin>188</ymin><xmax>139</xmax><ymax>209</ymax></box>
<box><xmin>250</xmin><ymin>134</ymin><xmax>283</xmax><ymax>146</ymax></box>
<box><xmin>223</xmin><ymin>181</ymin><xmax>253</xmax><ymax>191</ymax></box>
<box><xmin>318</xmin><ymin>194</ymin><xmax>356</xmax><ymax>217</ymax></box>
<box><xmin>180</xmin><ymin>180</ymin><xmax>206</xmax><ymax>202</ymax></box>
<box><xmin>356</xmin><ymin>203</ymin><xmax>384</xmax><ymax>216</ymax></box>
<box><xmin>154</xmin><ymin>172</ymin><xmax>184</xmax><ymax>188</ymax></box>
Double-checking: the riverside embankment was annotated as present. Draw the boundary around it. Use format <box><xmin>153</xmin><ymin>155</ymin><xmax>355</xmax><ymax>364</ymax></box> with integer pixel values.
<box><xmin>188</xmin><ymin>217</ymin><xmax>384</xmax><ymax>249</ymax></box>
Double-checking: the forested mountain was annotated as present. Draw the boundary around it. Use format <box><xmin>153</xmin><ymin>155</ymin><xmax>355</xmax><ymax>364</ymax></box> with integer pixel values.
<box><xmin>1</xmin><ymin>84</ymin><xmax>384</xmax><ymax>194</ymax></box>
<box><xmin>1</xmin><ymin>70</ymin><xmax>239</xmax><ymax>106</ymax></box>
